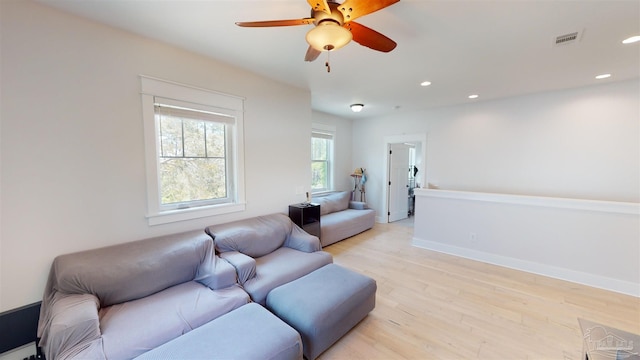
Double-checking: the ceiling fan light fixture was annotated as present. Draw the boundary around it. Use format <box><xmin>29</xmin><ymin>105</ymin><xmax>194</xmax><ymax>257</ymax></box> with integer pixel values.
<box><xmin>350</xmin><ymin>103</ymin><xmax>364</xmax><ymax>112</ymax></box>
<box><xmin>306</xmin><ymin>22</ymin><xmax>353</xmax><ymax>51</ymax></box>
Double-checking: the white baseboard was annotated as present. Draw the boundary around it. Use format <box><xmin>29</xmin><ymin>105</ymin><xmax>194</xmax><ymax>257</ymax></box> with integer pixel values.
<box><xmin>412</xmin><ymin>237</ymin><xmax>640</xmax><ymax>298</ymax></box>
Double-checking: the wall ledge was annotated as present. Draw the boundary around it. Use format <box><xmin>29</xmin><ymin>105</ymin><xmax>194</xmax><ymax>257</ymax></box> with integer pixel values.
<box><xmin>414</xmin><ymin>188</ymin><xmax>640</xmax><ymax>215</ymax></box>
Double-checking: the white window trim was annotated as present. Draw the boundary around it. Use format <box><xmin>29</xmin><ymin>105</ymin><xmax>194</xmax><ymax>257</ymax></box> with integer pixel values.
<box><xmin>140</xmin><ymin>75</ymin><xmax>246</xmax><ymax>225</ymax></box>
<box><xmin>311</xmin><ymin>123</ymin><xmax>336</xmax><ymax>193</ymax></box>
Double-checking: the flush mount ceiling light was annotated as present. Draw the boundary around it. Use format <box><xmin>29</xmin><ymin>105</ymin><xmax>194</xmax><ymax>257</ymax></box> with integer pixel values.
<box><xmin>468</xmin><ymin>94</ymin><xmax>479</xmax><ymax>99</ymax></box>
<box><xmin>420</xmin><ymin>81</ymin><xmax>432</xmax><ymax>87</ymax></box>
<box><xmin>595</xmin><ymin>74</ymin><xmax>611</xmax><ymax>80</ymax></box>
<box><xmin>350</xmin><ymin>104</ymin><xmax>364</xmax><ymax>112</ymax></box>
<box><xmin>622</xmin><ymin>35</ymin><xmax>640</xmax><ymax>44</ymax></box>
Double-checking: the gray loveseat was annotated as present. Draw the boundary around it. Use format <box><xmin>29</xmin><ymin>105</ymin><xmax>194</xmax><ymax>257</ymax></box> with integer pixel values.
<box><xmin>313</xmin><ymin>191</ymin><xmax>376</xmax><ymax>247</ymax></box>
<box><xmin>37</xmin><ymin>230</ymin><xmax>250</xmax><ymax>360</ymax></box>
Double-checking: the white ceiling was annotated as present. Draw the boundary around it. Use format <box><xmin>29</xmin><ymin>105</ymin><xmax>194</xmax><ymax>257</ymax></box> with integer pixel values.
<box><xmin>37</xmin><ymin>0</ymin><xmax>640</xmax><ymax>119</ymax></box>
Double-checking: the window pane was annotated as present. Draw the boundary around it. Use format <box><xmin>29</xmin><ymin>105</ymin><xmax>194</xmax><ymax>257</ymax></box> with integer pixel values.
<box><xmin>311</xmin><ymin>137</ymin><xmax>327</xmax><ymax>161</ymax></box>
<box><xmin>159</xmin><ymin>116</ymin><xmax>183</xmax><ymax>157</ymax></box>
<box><xmin>159</xmin><ymin>157</ymin><xmax>226</xmax><ymax>205</ymax></box>
<box><xmin>311</xmin><ymin>161</ymin><xmax>327</xmax><ymax>190</ymax></box>
<box><xmin>183</xmin><ymin>119</ymin><xmax>206</xmax><ymax>157</ymax></box>
<box><xmin>206</xmin><ymin>122</ymin><xmax>226</xmax><ymax>157</ymax></box>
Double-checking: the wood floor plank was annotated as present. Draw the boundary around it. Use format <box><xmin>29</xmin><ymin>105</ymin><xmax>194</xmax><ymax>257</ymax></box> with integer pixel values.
<box><xmin>318</xmin><ymin>221</ymin><xmax>640</xmax><ymax>359</ymax></box>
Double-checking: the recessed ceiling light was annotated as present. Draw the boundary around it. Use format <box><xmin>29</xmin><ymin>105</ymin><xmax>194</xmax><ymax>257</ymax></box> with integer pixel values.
<box><xmin>622</xmin><ymin>36</ymin><xmax>640</xmax><ymax>44</ymax></box>
<box><xmin>595</xmin><ymin>74</ymin><xmax>611</xmax><ymax>79</ymax></box>
<box><xmin>468</xmin><ymin>94</ymin><xmax>479</xmax><ymax>99</ymax></box>
<box><xmin>420</xmin><ymin>81</ymin><xmax>432</xmax><ymax>87</ymax></box>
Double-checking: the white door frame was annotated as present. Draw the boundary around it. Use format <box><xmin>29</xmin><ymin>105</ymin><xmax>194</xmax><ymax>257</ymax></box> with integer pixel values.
<box><xmin>380</xmin><ymin>133</ymin><xmax>427</xmax><ymax>223</ymax></box>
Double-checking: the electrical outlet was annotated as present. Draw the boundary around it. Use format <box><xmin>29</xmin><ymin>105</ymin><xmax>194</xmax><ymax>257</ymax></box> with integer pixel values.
<box><xmin>469</xmin><ymin>232</ymin><xmax>477</xmax><ymax>242</ymax></box>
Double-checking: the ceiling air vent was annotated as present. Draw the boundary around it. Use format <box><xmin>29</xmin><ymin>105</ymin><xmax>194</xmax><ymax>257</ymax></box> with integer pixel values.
<box><xmin>554</xmin><ymin>31</ymin><xmax>582</xmax><ymax>46</ymax></box>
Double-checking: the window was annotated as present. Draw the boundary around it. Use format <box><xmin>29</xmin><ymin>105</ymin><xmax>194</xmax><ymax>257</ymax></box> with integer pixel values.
<box><xmin>311</xmin><ymin>124</ymin><xmax>335</xmax><ymax>193</ymax></box>
<box><xmin>155</xmin><ymin>100</ymin><xmax>231</xmax><ymax>209</ymax></box>
<box><xmin>141</xmin><ymin>76</ymin><xmax>245</xmax><ymax>225</ymax></box>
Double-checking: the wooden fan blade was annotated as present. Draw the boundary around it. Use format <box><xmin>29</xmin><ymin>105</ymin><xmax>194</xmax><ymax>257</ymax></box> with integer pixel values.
<box><xmin>236</xmin><ymin>18</ymin><xmax>314</xmax><ymax>27</ymax></box>
<box><xmin>345</xmin><ymin>21</ymin><xmax>397</xmax><ymax>52</ymax></box>
<box><xmin>305</xmin><ymin>46</ymin><xmax>322</xmax><ymax>62</ymax></box>
<box><xmin>307</xmin><ymin>0</ymin><xmax>331</xmax><ymax>14</ymax></box>
<box><xmin>338</xmin><ymin>0</ymin><xmax>399</xmax><ymax>22</ymax></box>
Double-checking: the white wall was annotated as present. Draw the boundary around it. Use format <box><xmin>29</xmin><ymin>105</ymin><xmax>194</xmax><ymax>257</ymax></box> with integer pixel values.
<box><xmin>413</xmin><ymin>189</ymin><xmax>640</xmax><ymax>296</ymax></box>
<box><xmin>352</xmin><ymin>79</ymin><xmax>640</xmax><ymax>217</ymax></box>
<box><xmin>0</xmin><ymin>0</ymin><xmax>313</xmax><ymax>311</ymax></box>
<box><xmin>312</xmin><ymin>111</ymin><xmax>353</xmax><ymax>192</ymax></box>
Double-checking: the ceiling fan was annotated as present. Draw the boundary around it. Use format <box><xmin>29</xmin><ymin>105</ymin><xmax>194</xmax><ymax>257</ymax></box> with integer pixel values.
<box><xmin>236</xmin><ymin>0</ymin><xmax>399</xmax><ymax>66</ymax></box>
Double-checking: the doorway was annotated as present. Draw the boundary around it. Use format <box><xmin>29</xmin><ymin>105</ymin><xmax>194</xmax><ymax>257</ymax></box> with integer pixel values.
<box><xmin>382</xmin><ymin>133</ymin><xmax>426</xmax><ymax>224</ymax></box>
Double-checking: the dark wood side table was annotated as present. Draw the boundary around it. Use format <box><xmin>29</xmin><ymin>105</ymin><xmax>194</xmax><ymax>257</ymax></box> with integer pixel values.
<box><xmin>288</xmin><ymin>203</ymin><xmax>321</xmax><ymax>239</ymax></box>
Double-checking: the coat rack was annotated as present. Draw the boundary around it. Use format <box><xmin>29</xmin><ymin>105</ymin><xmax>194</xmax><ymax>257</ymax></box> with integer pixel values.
<box><xmin>350</xmin><ymin>168</ymin><xmax>366</xmax><ymax>202</ymax></box>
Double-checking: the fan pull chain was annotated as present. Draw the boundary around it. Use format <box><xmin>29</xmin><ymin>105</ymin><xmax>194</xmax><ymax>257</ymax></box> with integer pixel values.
<box><xmin>325</xmin><ymin>51</ymin><xmax>331</xmax><ymax>73</ymax></box>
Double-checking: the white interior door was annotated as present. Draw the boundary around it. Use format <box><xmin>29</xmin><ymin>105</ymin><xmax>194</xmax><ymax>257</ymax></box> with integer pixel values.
<box><xmin>388</xmin><ymin>143</ymin><xmax>410</xmax><ymax>222</ymax></box>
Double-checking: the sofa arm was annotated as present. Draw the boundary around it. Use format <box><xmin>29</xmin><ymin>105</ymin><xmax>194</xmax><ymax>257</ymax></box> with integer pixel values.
<box><xmin>57</xmin><ymin>338</ymin><xmax>105</xmax><ymax>360</ymax></box>
<box><xmin>43</xmin><ymin>294</ymin><xmax>101</xmax><ymax>360</ymax></box>
<box><xmin>349</xmin><ymin>201</ymin><xmax>368</xmax><ymax>210</ymax></box>
<box><xmin>285</xmin><ymin>225</ymin><xmax>321</xmax><ymax>252</ymax></box>
<box><xmin>220</xmin><ymin>251</ymin><xmax>256</xmax><ymax>285</ymax></box>
<box><xmin>196</xmin><ymin>254</ymin><xmax>238</xmax><ymax>290</ymax></box>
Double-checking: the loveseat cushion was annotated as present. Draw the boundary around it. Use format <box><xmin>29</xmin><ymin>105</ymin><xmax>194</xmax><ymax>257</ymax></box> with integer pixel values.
<box><xmin>100</xmin><ymin>281</ymin><xmax>249</xmax><ymax>359</ymax></box>
<box><xmin>206</xmin><ymin>214</ymin><xmax>293</xmax><ymax>258</ymax></box>
<box><xmin>314</xmin><ymin>191</ymin><xmax>351</xmax><ymax>215</ymax></box>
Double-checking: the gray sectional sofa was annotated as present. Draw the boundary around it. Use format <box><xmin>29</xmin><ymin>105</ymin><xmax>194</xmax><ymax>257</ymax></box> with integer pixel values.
<box><xmin>37</xmin><ymin>213</ymin><xmax>375</xmax><ymax>360</ymax></box>
<box><xmin>313</xmin><ymin>191</ymin><xmax>376</xmax><ymax>247</ymax></box>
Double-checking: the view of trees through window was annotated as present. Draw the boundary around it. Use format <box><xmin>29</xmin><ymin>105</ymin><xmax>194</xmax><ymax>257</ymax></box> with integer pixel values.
<box><xmin>311</xmin><ymin>135</ymin><xmax>331</xmax><ymax>191</ymax></box>
<box><xmin>158</xmin><ymin>114</ymin><xmax>227</xmax><ymax>206</ymax></box>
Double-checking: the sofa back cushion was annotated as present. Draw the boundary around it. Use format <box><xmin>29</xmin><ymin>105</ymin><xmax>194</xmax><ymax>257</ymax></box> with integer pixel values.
<box><xmin>315</xmin><ymin>191</ymin><xmax>351</xmax><ymax>215</ymax></box>
<box><xmin>48</xmin><ymin>230</ymin><xmax>213</xmax><ymax>307</ymax></box>
<box><xmin>206</xmin><ymin>213</ymin><xmax>293</xmax><ymax>258</ymax></box>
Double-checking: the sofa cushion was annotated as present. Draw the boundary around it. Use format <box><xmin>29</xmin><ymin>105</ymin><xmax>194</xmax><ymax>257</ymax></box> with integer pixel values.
<box><xmin>243</xmin><ymin>247</ymin><xmax>333</xmax><ymax>305</ymax></box>
<box><xmin>320</xmin><ymin>208</ymin><xmax>375</xmax><ymax>247</ymax></box>
<box><xmin>133</xmin><ymin>303</ymin><xmax>302</xmax><ymax>360</ymax></box>
<box><xmin>315</xmin><ymin>191</ymin><xmax>351</xmax><ymax>215</ymax></box>
<box><xmin>206</xmin><ymin>213</ymin><xmax>293</xmax><ymax>258</ymax></box>
<box><xmin>99</xmin><ymin>281</ymin><xmax>249</xmax><ymax>360</ymax></box>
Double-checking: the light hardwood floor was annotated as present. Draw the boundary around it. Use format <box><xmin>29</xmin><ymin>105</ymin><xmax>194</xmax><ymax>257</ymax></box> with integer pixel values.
<box><xmin>318</xmin><ymin>220</ymin><xmax>640</xmax><ymax>359</ymax></box>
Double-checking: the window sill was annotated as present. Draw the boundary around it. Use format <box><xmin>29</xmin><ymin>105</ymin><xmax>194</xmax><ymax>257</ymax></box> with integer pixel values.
<box><xmin>312</xmin><ymin>190</ymin><xmax>336</xmax><ymax>197</ymax></box>
<box><xmin>147</xmin><ymin>202</ymin><xmax>246</xmax><ymax>226</ymax></box>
